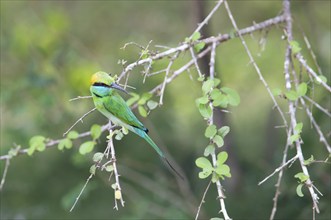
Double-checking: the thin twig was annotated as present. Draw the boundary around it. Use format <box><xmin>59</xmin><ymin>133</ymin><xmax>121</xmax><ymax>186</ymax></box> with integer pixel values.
<box><xmin>195</xmin><ymin>180</ymin><xmax>212</xmax><ymax>220</ymax></box>
<box><xmin>159</xmin><ymin>51</ymin><xmax>180</xmax><ymax>105</ymax></box>
<box><xmin>269</xmin><ymin>129</ymin><xmax>292</xmax><ymax>220</ymax></box>
<box><xmin>118</xmin><ymin>15</ymin><xmax>286</xmax><ymax>81</ymax></box>
<box><xmin>191</xmin><ymin>0</ymin><xmax>224</xmax><ymax>39</ymax></box>
<box><xmin>63</xmin><ymin>108</ymin><xmax>96</xmax><ymax>136</ymax></box>
<box><xmin>300</xmin><ymin>97</ymin><xmax>331</xmax><ymax>153</ymax></box>
<box><xmin>258</xmin><ymin>154</ymin><xmax>298</xmax><ymax>186</ymax></box>
<box><xmin>224</xmin><ymin>0</ymin><xmax>288</xmax><ymax>131</ymax></box>
<box><xmin>302</xmin><ymin>32</ymin><xmax>323</xmax><ymax>76</ymax></box>
<box><xmin>190</xmin><ymin>47</ymin><xmax>203</xmax><ymax>78</ymax></box>
<box><xmin>295</xmin><ymin>53</ymin><xmax>331</xmax><ymax>93</ymax></box>
<box><xmin>210</xmin><ymin>41</ymin><xmax>217</xmax><ymax>77</ymax></box>
<box><xmin>283</xmin><ymin>0</ymin><xmax>320</xmax><ymax>213</ymax></box>
<box><xmin>69</xmin><ymin>96</ymin><xmax>92</xmax><ymax>102</ymax></box>
<box><xmin>303</xmin><ymin>96</ymin><xmax>331</xmax><ymax>118</ymax></box>
<box><xmin>70</xmin><ymin>173</ymin><xmax>94</xmax><ymax>212</ymax></box>
<box><xmin>0</xmin><ymin>158</ymin><xmax>10</xmax><ymax>191</ymax></box>
<box><xmin>107</xmin><ymin>121</ymin><xmax>125</xmax><ymax>209</ymax></box>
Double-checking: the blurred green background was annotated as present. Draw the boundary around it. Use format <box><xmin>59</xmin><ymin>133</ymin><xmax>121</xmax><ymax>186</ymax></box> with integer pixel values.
<box><xmin>1</xmin><ymin>1</ymin><xmax>330</xmax><ymax>219</ymax></box>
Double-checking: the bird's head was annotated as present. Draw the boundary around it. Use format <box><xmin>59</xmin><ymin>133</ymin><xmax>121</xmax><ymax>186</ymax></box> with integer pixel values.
<box><xmin>90</xmin><ymin>71</ymin><xmax>127</xmax><ymax>94</ymax></box>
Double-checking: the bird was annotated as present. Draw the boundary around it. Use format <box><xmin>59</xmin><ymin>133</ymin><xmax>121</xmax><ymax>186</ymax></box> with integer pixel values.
<box><xmin>90</xmin><ymin>71</ymin><xmax>182</xmax><ymax>179</ymax></box>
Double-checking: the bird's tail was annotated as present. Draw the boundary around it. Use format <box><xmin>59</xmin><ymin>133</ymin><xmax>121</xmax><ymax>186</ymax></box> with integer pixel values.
<box><xmin>133</xmin><ymin>127</ymin><xmax>184</xmax><ymax>179</ymax></box>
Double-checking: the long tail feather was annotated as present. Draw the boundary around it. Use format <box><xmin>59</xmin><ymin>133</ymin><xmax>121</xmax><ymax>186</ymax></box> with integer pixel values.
<box><xmin>133</xmin><ymin>127</ymin><xmax>183</xmax><ymax>179</ymax></box>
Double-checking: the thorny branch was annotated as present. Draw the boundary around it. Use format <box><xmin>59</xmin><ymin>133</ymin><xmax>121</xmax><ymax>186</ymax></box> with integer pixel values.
<box><xmin>107</xmin><ymin>121</ymin><xmax>125</xmax><ymax>209</ymax></box>
<box><xmin>283</xmin><ymin>0</ymin><xmax>320</xmax><ymax>214</ymax></box>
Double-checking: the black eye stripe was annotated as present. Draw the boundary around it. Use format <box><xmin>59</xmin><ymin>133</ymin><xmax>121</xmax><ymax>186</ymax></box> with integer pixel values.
<box><xmin>93</xmin><ymin>82</ymin><xmax>110</xmax><ymax>87</ymax></box>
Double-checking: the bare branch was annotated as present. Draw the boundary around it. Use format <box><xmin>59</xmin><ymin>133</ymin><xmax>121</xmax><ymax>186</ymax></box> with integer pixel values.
<box><xmin>107</xmin><ymin>121</ymin><xmax>125</xmax><ymax>209</ymax></box>
<box><xmin>224</xmin><ymin>0</ymin><xmax>288</xmax><ymax>131</ymax></box>
<box><xmin>70</xmin><ymin>173</ymin><xmax>94</xmax><ymax>212</ymax></box>
<box><xmin>159</xmin><ymin>51</ymin><xmax>180</xmax><ymax>105</ymax></box>
<box><xmin>283</xmin><ymin>0</ymin><xmax>320</xmax><ymax>213</ymax></box>
<box><xmin>259</xmin><ymin>154</ymin><xmax>298</xmax><ymax>186</ymax></box>
<box><xmin>195</xmin><ymin>180</ymin><xmax>212</xmax><ymax>220</ymax></box>
<box><xmin>63</xmin><ymin>108</ymin><xmax>97</xmax><ymax>136</ymax></box>
<box><xmin>118</xmin><ymin>15</ymin><xmax>286</xmax><ymax>81</ymax></box>
<box><xmin>190</xmin><ymin>0</ymin><xmax>224</xmax><ymax>39</ymax></box>
<box><xmin>0</xmin><ymin>158</ymin><xmax>10</xmax><ymax>191</ymax></box>
<box><xmin>69</xmin><ymin>96</ymin><xmax>92</xmax><ymax>102</ymax></box>
<box><xmin>295</xmin><ymin>53</ymin><xmax>331</xmax><ymax>93</ymax></box>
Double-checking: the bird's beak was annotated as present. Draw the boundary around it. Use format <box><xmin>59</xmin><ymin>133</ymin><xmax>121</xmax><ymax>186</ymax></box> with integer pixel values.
<box><xmin>110</xmin><ymin>83</ymin><xmax>128</xmax><ymax>94</ymax></box>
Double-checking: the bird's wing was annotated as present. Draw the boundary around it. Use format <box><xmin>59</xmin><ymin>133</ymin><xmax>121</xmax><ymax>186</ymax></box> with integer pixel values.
<box><xmin>103</xmin><ymin>92</ymin><xmax>146</xmax><ymax>131</ymax></box>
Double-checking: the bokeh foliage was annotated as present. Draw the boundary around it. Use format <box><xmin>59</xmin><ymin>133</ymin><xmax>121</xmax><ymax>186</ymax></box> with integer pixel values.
<box><xmin>1</xmin><ymin>1</ymin><xmax>330</xmax><ymax>219</ymax></box>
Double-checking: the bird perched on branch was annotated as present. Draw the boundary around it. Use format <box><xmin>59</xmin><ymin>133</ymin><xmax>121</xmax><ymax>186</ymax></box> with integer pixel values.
<box><xmin>90</xmin><ymin>71</ymin><xmax>182</xmax><ymax>179</ymax></box>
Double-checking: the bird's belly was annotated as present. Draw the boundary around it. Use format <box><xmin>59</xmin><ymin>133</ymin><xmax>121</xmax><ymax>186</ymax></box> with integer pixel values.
<box><xmin>98</xmin><ymin>108</ymin><xmax>128</xmax><ymax>129</ymax></box>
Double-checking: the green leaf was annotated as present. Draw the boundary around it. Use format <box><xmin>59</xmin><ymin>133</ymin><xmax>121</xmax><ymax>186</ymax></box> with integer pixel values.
<box><xmin>28</xmin><ymin>135</ymin><xmax>46</xmax><ymax>155</ymax></box>
<box><xmin>297</xmin><ymin>83</ymin><xmax>307</xmax><ymax>97</ymax></box>
<box><xmin>213</xmin><ymin>79</ymin><xmax>221</xmax><ymax>87</ymax></box>
<box><xmin>314</xmin><ymin>75</ymin><xmax>327</xmax><ymax>84</ymax></box>
<box><xmin>194</xmin><ymin>42</ymin><xmax>205</xmax><ymax>52</ymax></box>
<box><xmin>115</xmin><ymin>131</ymin><xmax>124</xmax><ymax>140</ymax></box>
<box><xmin>212</xmin><ymin>94</ymin><xmax>228</xmax><ymax>108</ymax></box>
<box><xmin>294</xmin><ymin>122</ymin><xmax>303</xmax><ymax>133</ymax></box>
<box><xmin>147</xmin><ymin>100</ymin><xmax>158</xmax><ymax>110</ymax></box>
<box><xmin>202</xmin><ymin>79</ymin><xmax>214</xmax><ymax>94</ymax></box>
<box><xmin>218</xmin><ymin>126</ymin><xmax>230</xmax><ymax>138</ymax></box>
<box><xmin>198</xmin><ymin>104</ymin><xmax>212</xmax><ymax>118</ymax></box>
<box><xmin>205</xmin><ymin>124</ymin><xmax>217</xmax><ymax>138</ymax></box>
<box><xmin>198</xmin><ymin>169</ymin><xmax>212</xmax><ymax>179</ymax></box>
<box><xmin>290</xmin><ymin>40</ymin><xmax>301</xmax><ymax>54</ymax></box>
<box><xmin>191</xmin><ymin>31</ymin><xmax>201</xmax><ymax>41</ymax></box>
<box><xmin>126</xmin><ymin>93</ymin><xmax>140</xmax><ymax>106</ymax></box>
<box><xmin>111</xmin><ymin>183</ymin><xmax>117</xmax><ymax>190</ymax></box>
<box><xmin>294</xmin><ymin>172</ymin><xmax>309</xmax><ymax>183</ymax></box>
<box><xmin>215</xmin><ymin>164</ymin><xmax>231</xmax><ymax>177</ymax></box>
<box><xmin>204</xmin><ymin>144</ymin><xmax>215</xmax><ymax>157</ymax></box>
<box><xmin>105</xmin><ymin>165</ymin><xmax>114</xmax><ymax>172</ymax></box>
<box><xmin>196</xmin><ymin>96</ymin><xmax>209</xmax><ymax>105</ymax></box>
<box><xmin>79</xmin><ymin>141</ymin><xmax>95</xmax><ymax>155</ymax></box>
<box><xmin>285</xmin><ymin>90</ymin><xmax>299</xmax><ymax>101</ymax></box>
<box><xmin>93</xmin><ymin>152</ymin><xmax>104</xmax><ymax>162</ymax></box>
<box><xmin>303</xmin><ymin>155</ymin><xmax>315</xmax><ymax>166</ymax></box>
<box><xmin>90</xmin><ymin>164</ymin><xmax>96</xmax><ymax>175</ymax></box>
<box><xmin>90</xmin><ymin>124</ymin><xmax>102</xmax><ymax>140</ymax></box>
<box><xmin>195</xmin><ymin>157</ymin><xmax>212</xmax><ymax>169</ymax></box>
<box><xmin>197</xmin><ymin>75</ymin><xmax>205</xmax><ymax>82</ymax></box>
<box><xmin>210</xmin><ymin>89</ymin><xmax>222</xmax><ymax>100</ymax></box>
<box><xmin>138</xmin><ymin>92</ymin><xmax>153</xmax><ymax>105</ymax></box>
<box><xmin>213</xmin><ymin>135</ymin><xmax>224</xmax><ymax>148</ymax></box>
<box><xmin>272</xmin><ymin>88</ymin><xmax>282</xmax><ymax>96</ymax></box>
<box><xmin>289</xmin><ymin>134</ymin><xmax>300</xmax><ymax>144</ymax></box>
<box><xmin>217</xmin><ymin>151</ymin><xmax>228</xmax><ymax>165</ymax></box>
<box><xmin>58</xmin><ymin>138</ymin><xmax>72</xmax><ymax>150</ymax></box>
<box><xmin>67</xmin><ymin>131</ymin><xmax>79</xmax><ymax>139</ymax></box>
<box><xmin>221</xmin><ymin>87</ymin><xmax>240</xmax><ymax>106</ymax></box>
<box><xmin>296</xmin><ymin>183</ymin><xmax>304</xmax><ymax>197</ymax></box>
<box><xmin>138</xmin><ymin>105</ymin><xmax>148</xmax><ymax>117</ymax></box>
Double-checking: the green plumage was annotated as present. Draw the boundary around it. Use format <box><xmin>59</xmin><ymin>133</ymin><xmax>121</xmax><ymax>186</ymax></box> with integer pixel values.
<box><xmin>90</xmin><ymin>71</ymin><xmax>182</xmax><ymax>179</ymax></box>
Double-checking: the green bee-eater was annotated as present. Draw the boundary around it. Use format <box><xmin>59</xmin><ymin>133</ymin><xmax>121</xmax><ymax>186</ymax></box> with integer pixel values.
<box><xmin>90</xmin><ymin>71</ymin><xmax>182</xmax><ymax>178</ymax></box>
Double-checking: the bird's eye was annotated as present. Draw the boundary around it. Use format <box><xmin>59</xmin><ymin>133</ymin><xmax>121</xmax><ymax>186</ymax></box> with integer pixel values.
<box><xmin>93</xmin><ymin>82</ymin><xmax>110</xmax><ymax>87</ymax></box>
